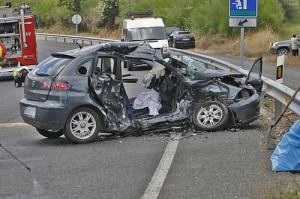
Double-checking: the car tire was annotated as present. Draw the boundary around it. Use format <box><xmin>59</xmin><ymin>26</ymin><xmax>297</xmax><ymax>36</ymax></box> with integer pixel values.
<box><xmin>64</xmin><ymin>107</ymin><xmax>100</xmax><ymax>144</ymax></box>
<box><xmin>277</xmin><ymin>48</ymin><xmax>289</xmax><ymax>55</ymax></box>
<box><xmin>127</xmin><ymin>61</ymin><xmax>134</xmax><ymax>71</ymax></box>
<box><xmin>192</xmin><ymin>101</ymin><xmax>229</xmax><ymax>131</ymax></box>
<box><xmin>36</xmin><ymin>128</ymin><xmax>64</xmax><ymax>139</ymax></box>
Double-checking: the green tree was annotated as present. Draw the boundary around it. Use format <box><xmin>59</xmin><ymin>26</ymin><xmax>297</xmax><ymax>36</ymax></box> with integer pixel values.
<box><xmin>58</xmin><ymin>0</ymin><xmax>85</xmax><ymax>13</ymax></box>
<box><xmin>99</xmin><ymin>0</ymin><xmax>119</xmax><ymax>29</ymax></box>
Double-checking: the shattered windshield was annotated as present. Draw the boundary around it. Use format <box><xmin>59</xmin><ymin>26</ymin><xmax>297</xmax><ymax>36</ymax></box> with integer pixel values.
<box><xmin>127</xmin><ymin>27</ymin><xmax>167</xmax><ymax>41</ymax></box>
<box><xmin>172</xmin><ymin>55</ymin><xmax>207</xmax><ymax>79</ymax></box>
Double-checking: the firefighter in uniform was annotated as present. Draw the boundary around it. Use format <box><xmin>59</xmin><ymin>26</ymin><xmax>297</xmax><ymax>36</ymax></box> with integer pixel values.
<box><xmin>13</xmin><ymin>66</ymin><xmax>29</xmax><ymax>87</ymax></box>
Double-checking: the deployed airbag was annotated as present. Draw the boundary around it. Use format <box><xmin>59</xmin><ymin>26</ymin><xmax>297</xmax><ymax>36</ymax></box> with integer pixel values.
<box><xmin>133</xmin><ymin>91</ymin><xmax>162</xmax><ymax>116</ymax></box>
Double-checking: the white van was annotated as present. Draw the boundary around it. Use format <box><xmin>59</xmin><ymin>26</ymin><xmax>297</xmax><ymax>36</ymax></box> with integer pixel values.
<box><xmin>121</xmin><ymin>11</ymin><xmax>170</xmax><ymax>70</ymax></box>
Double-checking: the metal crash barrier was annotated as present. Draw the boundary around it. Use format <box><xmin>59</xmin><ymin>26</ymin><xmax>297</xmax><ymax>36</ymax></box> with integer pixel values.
<box><xmin>36</xmin><ymin>33</ymin><xmax>300</xmax><ymax>118</ymax></box>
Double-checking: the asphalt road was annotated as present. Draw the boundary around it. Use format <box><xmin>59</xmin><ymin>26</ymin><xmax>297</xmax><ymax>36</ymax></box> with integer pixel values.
<box><xmin>0</xmin><ymin>40</ymin><xmax>297</xmax><ymax>199</ymax></box>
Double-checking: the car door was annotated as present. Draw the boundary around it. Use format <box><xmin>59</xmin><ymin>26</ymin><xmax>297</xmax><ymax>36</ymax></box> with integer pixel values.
<box><xmin>88</xmin><ymin>55</ymin><xmax>138</xmax><ymax>132</ymax></box>
<box><xmin>245</xmin><ymin>57</ymin><xmax>263</xmax><ymax>93</ymax></box>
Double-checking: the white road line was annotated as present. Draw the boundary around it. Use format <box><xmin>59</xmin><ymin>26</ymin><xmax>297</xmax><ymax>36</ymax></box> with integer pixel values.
<box><xmin>0</xmin><ymin>122</ymin><xmax>29</xmax><ymax>127</ymax></box>
<box><xmin>141</xmin><ymin>133</ymin><xmax>181</xmax><ymax>199</ymax></box>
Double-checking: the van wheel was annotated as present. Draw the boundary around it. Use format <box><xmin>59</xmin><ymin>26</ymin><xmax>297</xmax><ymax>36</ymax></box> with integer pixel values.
<box><xmin>192</xmin><ymin>101</ymin><xmax>229</xmax><ymax>131</ymax></box>
<box><xmin>64</xmin><ymin>107</ymin><xmax>100</xmax><ymax>144</ymax></box>
<box><xmin>127</xmin><ymin>61</ymin><xmax>134</xmax><ymax>71</ymax></box>
<box><xmin>36</xmin><ymin>128</ymin><xmax>64</xmax><ymax>139</ymax></box>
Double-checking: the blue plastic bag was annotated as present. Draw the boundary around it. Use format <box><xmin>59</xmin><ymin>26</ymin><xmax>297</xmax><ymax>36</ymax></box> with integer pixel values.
<box><xmin>270</xmin><ymin>120</ymin><xmax>300</xmax><ymax>171</ymax></box>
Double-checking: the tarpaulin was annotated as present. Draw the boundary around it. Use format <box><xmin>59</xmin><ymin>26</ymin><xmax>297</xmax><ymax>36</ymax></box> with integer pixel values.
<box><xmin>270</xmin><ymin>120</ymin><xmax>300</xmax><ymax>171</ymax></box>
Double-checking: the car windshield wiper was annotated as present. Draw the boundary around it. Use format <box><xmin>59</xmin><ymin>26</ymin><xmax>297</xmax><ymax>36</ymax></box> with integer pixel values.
<box><xmin>35</xmin><ymin>72</ymin><xmax>50</xmax><ymax>76</ymax></box>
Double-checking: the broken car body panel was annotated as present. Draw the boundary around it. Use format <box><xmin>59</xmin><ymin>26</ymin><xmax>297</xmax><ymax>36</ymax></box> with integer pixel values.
<box><xmin>20</xmin><ymin>42</ymin><xmax>263</xmax><ymax>143</ymax></box>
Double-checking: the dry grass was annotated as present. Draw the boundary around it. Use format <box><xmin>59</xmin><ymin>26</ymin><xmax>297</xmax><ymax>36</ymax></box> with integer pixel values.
<box><xmin>39</xmin><ymin>27</ymin><xmax>300</xmax><ymax>67</ymax></box>
<box><xmin>259</xmin><ymin>96</ymin><xmax>299</xmax><ymax>141</ymax></box>
<box><xmin>194</xmin><ymin>28</ymin><xmax>300</xmax><ymax>67</ymax></box>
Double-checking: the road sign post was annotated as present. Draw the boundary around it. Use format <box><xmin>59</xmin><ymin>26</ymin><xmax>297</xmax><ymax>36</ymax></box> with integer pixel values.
<box><xmin>72</xmin><ymin>14</ymin><xmax>82</xmax><ymax>35</ymax></box>
<box><xmin>229</xmin><ymin>0</ymin><xmax>258</xmax><ymax>68</ymax></box>
<box><xmin>274</xmin><ymin>55</ymin><xmax>285</xmax><ymax>119</ymax></box>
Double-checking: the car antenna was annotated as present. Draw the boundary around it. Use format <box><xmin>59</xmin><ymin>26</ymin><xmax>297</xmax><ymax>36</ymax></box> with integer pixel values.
<box><xmin>73</xmin><ymin>39</ymin><xmax>83</xmax><ymax>49</ymax></box>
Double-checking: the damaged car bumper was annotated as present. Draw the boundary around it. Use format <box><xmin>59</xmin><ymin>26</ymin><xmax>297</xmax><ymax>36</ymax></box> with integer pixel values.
<box><xmin>227</xmin><ymin>93</ymin><xmax>260</xmax><ymax>125</ymax></box>
<box><xmin>20</xmin><ymin>98</ymin><xmax>70</xmax><ymax>131</ymax></box>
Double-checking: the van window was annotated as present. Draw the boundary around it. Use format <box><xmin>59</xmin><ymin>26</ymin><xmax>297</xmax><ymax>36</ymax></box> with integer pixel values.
<box><xmin>127</xmin><ymin>27</ymin><xmax>167</xmax><ymax>41</ymax></box>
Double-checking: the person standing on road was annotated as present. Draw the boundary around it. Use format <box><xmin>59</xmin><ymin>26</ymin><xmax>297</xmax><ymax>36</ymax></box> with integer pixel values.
<box><xmin>291</xmin><ymin>34</ymin><xmax>299</xmax><ymax>56</ymax></box>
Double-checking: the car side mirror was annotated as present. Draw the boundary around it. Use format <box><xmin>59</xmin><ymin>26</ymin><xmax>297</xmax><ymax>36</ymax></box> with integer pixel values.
<box><xmin>169</xmin><ymin>36</ymin><xmax>174</xmax><ymax>42</ymax></box>
<box><xmin>121</xmin><ymin>38</ymin><xmax>125</xmax><ymax>42</ymax></box>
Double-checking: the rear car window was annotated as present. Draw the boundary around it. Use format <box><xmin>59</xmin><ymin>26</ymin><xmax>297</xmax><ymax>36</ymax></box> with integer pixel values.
<box><xmin>178</xmin><ymin>31</ymin><xmax>190</xmax><ymax>35</ymax></box>
<box><xmin>32</xmin><ymin>56</ymin><xmax>73</xmax><ymax>76</ymax></box>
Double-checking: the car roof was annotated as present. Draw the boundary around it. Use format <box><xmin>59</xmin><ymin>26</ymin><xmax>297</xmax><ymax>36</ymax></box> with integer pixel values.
<box><xmin>51</xmin><ymin>42</ymin><xmax>145</xmax><ymax>58</ymax></box>
<box><xmin>166</xmin><ymin>27</ymin><xmax>180</xmax><ymax>35</ymax></box>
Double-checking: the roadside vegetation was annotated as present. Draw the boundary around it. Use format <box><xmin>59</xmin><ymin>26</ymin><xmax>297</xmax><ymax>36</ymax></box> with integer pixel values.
<box><xmin>1</xmin><ymin>0</ymin><xmax>300</xmax><ymax>66</ymax></box>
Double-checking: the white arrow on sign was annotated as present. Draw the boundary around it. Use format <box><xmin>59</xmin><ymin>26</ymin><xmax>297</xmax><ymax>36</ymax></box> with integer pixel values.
<box><xmin>229</xmin><ymin>18</ymin><xmax>257</xmax><ymax>28</ymax></box>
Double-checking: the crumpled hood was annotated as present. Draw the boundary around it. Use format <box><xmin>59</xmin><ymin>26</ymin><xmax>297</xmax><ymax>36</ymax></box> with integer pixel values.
<box><xmin>194</xmin><ymin>69</ymin><xmax>244</xmax><ymax>81</ymax></box>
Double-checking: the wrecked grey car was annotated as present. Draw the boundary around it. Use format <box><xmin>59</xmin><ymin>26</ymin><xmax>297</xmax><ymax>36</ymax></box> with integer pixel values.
<box><xmin>20</xmin><ymin>42</ymin><xmax>263</xmax><ymax>143</ymax></box>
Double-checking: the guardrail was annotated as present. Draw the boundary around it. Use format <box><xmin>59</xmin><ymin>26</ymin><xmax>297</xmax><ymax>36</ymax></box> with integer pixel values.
<box><xmin>36</xmin><ymin>33</ymin><xmax>117</xmax><ymax>44</ymax></box>
<box><xmin>36</xmin><ymin>33</ymin><xmax>300</xmax><ymax>117</ymax></box>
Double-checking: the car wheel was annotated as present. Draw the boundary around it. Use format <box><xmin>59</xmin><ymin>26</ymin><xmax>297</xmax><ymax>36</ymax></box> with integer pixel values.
<box><xmin>127</xmin><ymin>60</ymin><xmax>134</xmax><ymax>71</ymax></box>
<box><xmin>277</xmin><ymin>49</ymin><xmax>289</xmax><ymax>55</ymax></box>
<box><xmin>64</xmin><ymin>107</ymin><xmax>100</xmax><ymax>144</ymax></box>
<box><xmin>192</xmin><ymin>101</ymin><xmax>229</xmax><ymax>131</ymax></box>
<box><xmin>36</xmin><ymin>128</ymin><xmax>64</xmax><ymax>139</ymax></box>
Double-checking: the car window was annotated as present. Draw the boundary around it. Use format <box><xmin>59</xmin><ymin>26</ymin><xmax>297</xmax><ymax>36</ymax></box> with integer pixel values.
<box><xmin>77</xmin><ymin>59</ymin><xmax>93</xmax><ymax>76</ymax></box>
<box><xmin>246</xmin><ymin>57</ymin><xmax>262</xmax><ymax>83</ymax></box>
<box><xmin>94</xmin><ymin>57</ymin><xmax>115</xmax><ymax>74</ymax></box>
<box><xmin>32</xmin><ymin>56</ymin><xmax>73</xmax><ymax>76</ymax></box>
<box><xmin>178</xmin><ymin>31</ymin><xmax>191</xmax><ymax>35</ymax></box>
<box><xmin>127</xmin><ymin>27</ymin><xmax>167</xmax><ymax>41</ymax></box>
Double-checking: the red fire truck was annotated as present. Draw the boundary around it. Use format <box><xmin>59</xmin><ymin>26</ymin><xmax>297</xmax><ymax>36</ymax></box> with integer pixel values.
<box><xmin>0</xmin><ymin>2</ymin><xmax>37</xmax><ymax>78</ymax></box>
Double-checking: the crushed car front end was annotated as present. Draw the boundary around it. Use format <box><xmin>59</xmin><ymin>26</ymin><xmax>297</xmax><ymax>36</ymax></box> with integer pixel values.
<box><xmin>190</xmin><ymin>78</ymin><xmax>260</xmax><ymax>127</ymax></box>
<box><xmin>227</xmin><ymin>91</ymin><xmax>260</xmax><ymax>125</ymax></box>
<box><xmin>170</xmin><ymin>55</ymin><xmax>263</xmax><ymax>130</ymax></box>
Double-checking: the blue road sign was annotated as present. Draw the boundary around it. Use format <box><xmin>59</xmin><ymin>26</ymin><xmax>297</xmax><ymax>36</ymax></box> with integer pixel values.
<box><xmin>229</xmin><ymin>0</ymin><xmax>257</xmax><ymax>17</ymax></box>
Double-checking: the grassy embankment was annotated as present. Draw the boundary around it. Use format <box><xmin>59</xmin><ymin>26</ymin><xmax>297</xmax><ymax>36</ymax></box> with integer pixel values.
<box><xmin>39</xmin><ymin>26</ymin><xmax>300</xmax><ymax>67</ymax></box>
